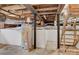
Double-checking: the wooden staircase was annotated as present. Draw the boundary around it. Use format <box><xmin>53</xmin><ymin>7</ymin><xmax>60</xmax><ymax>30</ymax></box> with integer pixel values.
<box><xmin>61</xmin><ymin>17</ymin><xmax>79</xmax><ymax>52</ymax></box>
<box><xmin>61</xmin><ymin>32</ymin><xmax>78</xmax><ymax>46</ymax></box>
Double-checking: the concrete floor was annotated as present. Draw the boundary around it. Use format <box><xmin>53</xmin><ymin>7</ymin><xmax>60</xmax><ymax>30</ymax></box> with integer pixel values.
<box><xmin>0</xmin><ymin>44</ymin><xmax>79</xmax><ymax>55</ymax></box>
<box><xmin>0</xmin><ymin>45</ymin><xmax>59</xmax><ymax>55</ymax></box>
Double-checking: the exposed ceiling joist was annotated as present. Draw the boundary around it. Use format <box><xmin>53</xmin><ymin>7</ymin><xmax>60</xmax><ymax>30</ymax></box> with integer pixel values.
<box><xmin>13</xmin><ymin>8</ymin><xmax>57</xmax><ymax>15</ymax></box>
<box><xmin>1</xmin><ymin>5</ymin><xmax>26</xmax><ymax>11</ymax></box>
<box><xmin>0</xmin><ymin>4</ymin><xmax>65</xmax><ymax>21</ymax></box>
<box><xmin>33</xmin><ymin>4</ymin><xmax>58</xmax><ymax>9</ymax></box>
<box><xmin>0</xmin><ymin>8</ymin><xmax>20</xmax><ymax>20</ymax></box>
<box><xmin>69</xmin><ymin>4</ymin><xmax>79</xmax><ymax>9</ymax></box>
<box><xmin>0</xmin><ymin>12</ymin><xmax>19</xmax><ymax>20</ymax></box>
<box><xmin>0</xmin><ymin>10</ymin><xmax>17</xmax><ymax>17</ymax></box>
<box><xmin>24</xmin><ymin>4</ymin><xmax>43</xmax><ymax>20</ymax></box>
<box><xmin>14</xmin><ymin>10</ymin><xmax>57</xmax><ymax>15</ymax></box>
<box><xmin>36</xmin><ymin>7</ymin><xmax>57</xmax><ymax>11</ymax></box>
<box><xmin>16</xmin><ymin>7</ymin><xmax>58</xmax><ymax>11</ymax></box>
<box><xmin>7</xmin><ymin>15</ymin><xmax>19</xmax><ymax>20</ymax></box>
<box><xmin>0</xmin><ymin>8</ymin><xmax>20</xmax><ymax>17</ymax></box>
<box><xmin>69</xmin><ymin>4</ymin><xmax>79</xmax><ymax>16</ymax></box>
<box><xmin>1</xmin><ymin>4</ymin><xmax>58</xmax><ymax>12</ymax></box>
<box><xmin>39</xmin><ymin>12</ymin><xmax>57</xmax><ymax>15</ymax></box>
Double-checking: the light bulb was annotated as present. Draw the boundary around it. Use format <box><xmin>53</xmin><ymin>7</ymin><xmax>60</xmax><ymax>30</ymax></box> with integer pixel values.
<box><xmin>27</xmin><ymin>17</ymin><xmax>31</xmax><ymax>23</ymax></box>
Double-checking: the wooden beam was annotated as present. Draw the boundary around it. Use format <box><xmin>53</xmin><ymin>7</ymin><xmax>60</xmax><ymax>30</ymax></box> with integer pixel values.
<box><xmin>15</xmin><ymin>7</ymin><xmax>57</xmax><ymax>13</ymax></box>
<box><xmin>7</xmin><ymin>15</ymin><xmax>19</xmax><ymax>19</ymax></box>
<box><xmin>1</xmin><ymin>4</ymin><xmax>42</xmax><ymax>10</ymax></box>
<box><xmin>0</xmin><ymin>12</ymin><xmax>19</xmax><ymax>20</ymax></box>
<box><xmin>36</xmin><ymin>7</ymin><xmax>57</xmax><ymax>11</ymax></box>
<box><xmin>69</xmin><ymin>4</ymin><xmax>79</xmax><ymax>16</ymax></box>
<box><xmin>39</xmin><ymin>12</ymin><xmax>57</xmax><ymax>15</ymax></box>
<box><xmin>69</xmin><ymin>4</ymin><xmax>79</xmax><ymax>9</ymax></box>
<box><xmin>0</xmin><ymin>8</ymin><xmax>20</xmax><ymax>17</ymax></box>
<box><xmin>13</xmin><ymin>11</ymin><xmax>57</xmax><ymax>15</ymax></box>
<box><xmin>1</xmin><ymin>5</ymin><xmax>26</xmax><ymax>11</ymax></box>
<box><xmin>19</xmin><ymin>12</ymin><xmax>57</xmax><ymax>15</ymax></box>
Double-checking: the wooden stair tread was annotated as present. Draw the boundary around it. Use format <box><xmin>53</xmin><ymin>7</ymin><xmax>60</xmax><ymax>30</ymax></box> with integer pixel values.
<box><xmin>67</xmin><ymin>22</ymin><xmax>76</xmax><ymax>24</ymax></box>
<box><xmin>61</xmin><ymin>39</ymin><xmax>74</xmax><ymax>43</ymax></box>
<box><xmin>66</xmin><ymin>48</ymin><xmax>79</xmax><ymax>53</ymax></box>
<box><xmin>60</xmin><ymin>42</ymin><xmax>74</xmax><ymax>45</ymax></box>
<box><xmin>61</xmin><ymin>40</ymin><xmax>78</xmax><ymax>46</ymax></box>
<box><xmin>65</xmin><ymin>29</ymin><xmax>78</xmax><ymax>31</ymax></box>
<box><xmin>62</xmin><ymin>38</ymin><xmax>77</xmax><ymax>40</ymax></box>
<box><xmin>64</xmin><ymin>34</ymin><xmax>79</xmax><ymax>36</ymax></box>
<box><xmin>66</xmin><ymin>29</ymin><xmax>77</xmax><ymax>31</ymax></box>
<box><xmin>65</xmin><ymin>38</ymin><xmax>77</xmax><ymax>39</ymax></box>
<box><xmin>64</xmin><ymin>34</ymin><xmax>74</xmax><ymax>35</ymax></box>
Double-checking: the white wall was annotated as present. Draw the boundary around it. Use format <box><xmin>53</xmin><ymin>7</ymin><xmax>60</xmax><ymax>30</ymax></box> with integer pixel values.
<box><xmin>0</xmin><ymin>27</ymin><xmax>58</xmax><ymax>50</ymax></box>
<box><xmin>36</xmin><ymin>27</ymin><xmax>57</xmax><ymax>49</ymax></box>
<box><xmin>0</xmin><ymin>28</ymin><xmax>22</xmax><ymax>46</ymax></box>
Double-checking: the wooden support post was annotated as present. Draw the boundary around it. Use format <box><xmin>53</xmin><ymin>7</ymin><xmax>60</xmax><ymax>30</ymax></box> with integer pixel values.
<box><xmin>34</xmin><ymin>13</ymin><xmax>36</xmax><ymax>49</ymax></box>
<box><xmin>57</xmin><ymin>14</ymin><xmax>60</xmax><ymax>49</ymax></box>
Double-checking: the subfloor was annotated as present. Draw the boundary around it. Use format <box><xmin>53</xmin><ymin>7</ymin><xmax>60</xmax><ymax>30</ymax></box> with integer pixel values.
<box><xmin>0</xmin><ymin>44</ymin><xmax>79</xmax><ymax>55</ymax></box>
